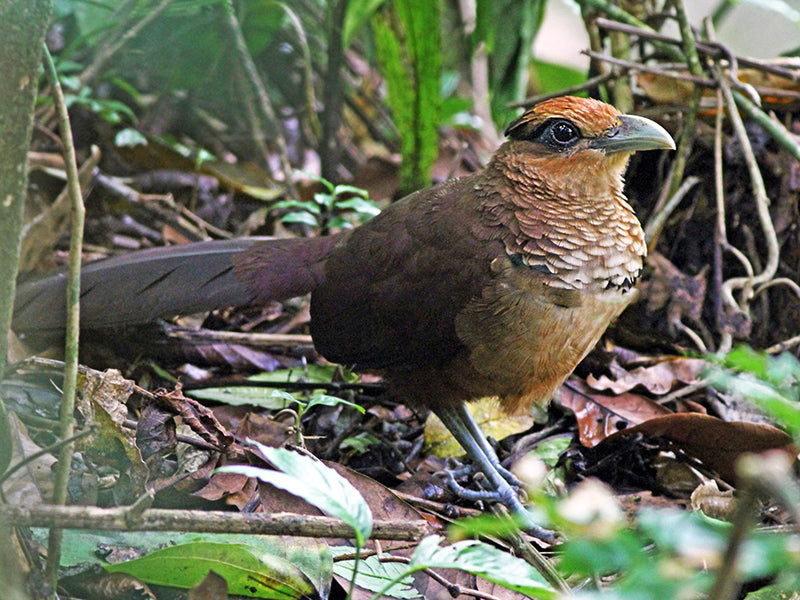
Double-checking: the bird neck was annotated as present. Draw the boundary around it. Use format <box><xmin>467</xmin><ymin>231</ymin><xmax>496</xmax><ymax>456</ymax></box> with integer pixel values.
<box><xmin>479</xmin><ymin>142</ymin><xmax>647</xmax><ymax>291</ymax></box>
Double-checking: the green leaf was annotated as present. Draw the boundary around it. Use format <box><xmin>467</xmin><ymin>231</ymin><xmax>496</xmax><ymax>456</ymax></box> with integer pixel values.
<box><xmin>530</xmin><ymin>58</ymin><xmax>587</xmax><ymax>96</ymax></box>
<box><xmin>115</xmin><ymin>128</ymin><xmax>148</xmax><ymax>148</ymax></box>
<box><xmin>249</xmin><ymin>365</ymin><xmax>358</xmax><ymax>385</ymax></box>
<box><xmin>342</xmin><ymin>0</ymin><xmax>389</xmax><ymax>49</ymax></box>
<box><xmin>332</xmin><ymin>184</ymin><xmax>370</xmax><ymax>199</ymax></box>
<box><xmin>34</xmin><ymin>530</ymin><xmax>331</xmax><ymax>596</ymax></box>
<box><xmin>340</xmin><ymin>432</ymin><xmax>382</xmax><ymax>453</ymax></box>
<box><xmin>559</xmin><ymin>530</ymin><xmax>645</xmax><ymax>576</ymax></box>
<box><xmin>220</xmin><ymin>444</ymin><xmax>373</xmax><ymax>547</ymax></box>
<box><xmin>331</xmin><ymin>547</ymin><xmax>420</xmax><ymax>598</ymax></box>
<box><xmin>187</xmin><ymin>386</ymin><xmax>294</xmax><ymax>409</ymax></box>
<box><xmin>104</xmin><ymin>541</ymin><xmax>316</xmax><ymax>599</ymax></box>
<box><xmin>372</xmin><ymin>0</ymin><xmax>442</xmax><ymax>193</ymax></box>
<box><xmin>638</xmin><ymin>509</ymin><xmax>727</xmax><ymax>553</ymax></box>
<box><xmin>305</xmin><ymin>394</ymin><xmax>365</xmax><ymax>413</ymax></box>
<box><xmin>280</xmin><ymin>211</ymin><xmax>321</xmax><ymax>227</ymax></box>
<box><xmin>334</xmin><ymin>197</ymin><xmax>381</xmax><ymax>216</ymax></box>
<box><xmin>326</xmin><ymin>216</ymin><xmax>355</xmax><ymax>229</ymax></box>
<box><xmin>474</xmin><ymin>0</ymin><xmax>546</xmax><ymax>123</ymax></box>
<box><xmin>313</xmin><ymin>192</ymin><xmax>335</xmax><ymax>211</ymax></box>
<box><xmin>407</xmin><ymin>536</ymin><xmax>556</xmax><ymax>598</ymax></box>
<box><xmin>271</xmin><ymin>199</ymin><xmax>321</xmax><ymax>214</ymax></box>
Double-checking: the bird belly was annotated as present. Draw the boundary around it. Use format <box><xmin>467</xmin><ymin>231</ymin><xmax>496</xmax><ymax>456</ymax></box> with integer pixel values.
<box><xmin>454</xmin><ymin>272</ymin><xmax>634</xmax><ymax>415</ymax></box>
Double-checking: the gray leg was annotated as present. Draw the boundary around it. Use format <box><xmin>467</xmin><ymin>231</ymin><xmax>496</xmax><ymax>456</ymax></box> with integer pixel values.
<box><xmin>433</xmin><ymin>403</ymin><xmax>525</xmax><ymax>513</ymax></box>
<box><xmin>453</xmin><ymin>402</ymin><xmax>524</xmax><ymax>488</ymax></box>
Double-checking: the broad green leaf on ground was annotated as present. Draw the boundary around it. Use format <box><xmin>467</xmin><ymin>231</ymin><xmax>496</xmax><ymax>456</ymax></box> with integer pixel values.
<box><xmin>250</xmin><ymin>365</ymin><xmax>357</xmax><ymax>384</ymax></box>
<box><xmin>330</xmin><ymin>547</ymin><xmax>420</xmax><ymax>599</ymax></box>
<box><xmin>35</xmin><ymin>530</ymin><xmax>331</xmax><ymax>597</ymax></box>
<box><xmin>188</xmin><ymin>364</ymin><xmax>360</xmax><ymax>408</ymax></box>
<box><xmin>188</xmin><ymin>386</ymin><xmax>295</xmax><ymax>408</ymax></box>
<box><xmin>219</xmin><ymin>443</ymin><xmax>373</xmax><ymax>546</ymax></box>
<box><xmin>104</xmin><ymin>541</ymin><xmax>316</xmax><ymax>599</ymax></box>
<box><xmin>368</xmin><ymin>535</ymin><xmax>556</xmax><ymax>600</ymax></box>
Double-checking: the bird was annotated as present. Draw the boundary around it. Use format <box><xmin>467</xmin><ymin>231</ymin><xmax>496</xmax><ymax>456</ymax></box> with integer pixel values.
<box><xmin>13</xmin><ymin>96</ymin><xmax>675</xmax><ymax>520</ymax></box>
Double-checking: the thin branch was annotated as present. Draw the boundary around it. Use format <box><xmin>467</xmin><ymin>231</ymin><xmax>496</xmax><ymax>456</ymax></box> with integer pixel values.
<box><xmin>0</xmin><ymin>427</ymin><xmax>94</xmax><ymax>488</ymax></box>
<box><xmin>224</xmin><ymin>0</ymin><xmax>298</xmax><ymax>199</ymax></box>
<box><xmin>0</xmin><ymin>504</ymin><xmax>428</xmax><ymax>541</ymax></box>
<box><xmin>510</xmin><ymin>73</ymin><xmax>614</xmax><ymax>108</ymax></box>
<box><xmin>717</xmin><ymin>70</ymin><xmax>780</xmax><ymax>307</ymax></box>
<box><xmin>41</xmin><ymin>43</ymin><xmax>87</xmax><ymax>589</ymax></box>
<box><xmin>581</xmin><ymin>51</ymin><xmax>716</xmax><ymax>88</ymax></box>
<box><xmin>79</xmin><ymin>0</ymin><xmax>172</xmax><ymax>87</ymax></box>
<box><xmin>644</xmin><ymin>176</ymin><xmax>701</xmax><ymax>247</ymax></box>
<box><xmin>766</xmin><ymin>334</ymin><xmax>800</xmax><ymax>354</ymax></box>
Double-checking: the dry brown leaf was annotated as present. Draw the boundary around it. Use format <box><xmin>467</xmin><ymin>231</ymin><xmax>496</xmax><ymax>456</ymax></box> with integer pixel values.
<box><xmin>188</xmin><ymin>570</ymin><xmax>229</xmax><ymax>600</ymax></box>
<box><xmin>605</xmin><ymin>413</ymin><xmax>795</xmax><ymax>483</ymax></box>
<box><xmin>637</xmin><ymin>65</ymin><xmax>800</xmax><ymax>111</ymax></box>
<box><xmin>154</xmin><ymin>385</ymin><xmax>235</xmax><ymax>449</ymax></box>
<box><xmin>586</xmin><ymin>357</ymin><xmax>707</xmax><ymax>395</ymax></box>
<box><xmin>560</xmin><ymin>380</ymin><xmax>672</xmax><ymax>447</ymax></box>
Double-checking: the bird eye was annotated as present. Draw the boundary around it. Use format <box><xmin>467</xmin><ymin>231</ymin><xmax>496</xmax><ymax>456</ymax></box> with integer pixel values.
<box><xmin>550</xmin><ymin>120</ymin><xmax>579</xmax><ymax>145</ymax></box>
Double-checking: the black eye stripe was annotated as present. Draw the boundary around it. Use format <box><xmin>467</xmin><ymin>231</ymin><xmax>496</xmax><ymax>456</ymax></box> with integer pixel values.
<box><xmin>505</xmin><ymin>116</ymin><xmax>583</xmax><ymax>150</ymax></box>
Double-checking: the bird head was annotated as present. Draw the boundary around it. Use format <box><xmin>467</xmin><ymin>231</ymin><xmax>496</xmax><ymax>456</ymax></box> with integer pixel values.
<box><xmin>501</xmin><ymin>96</ymin><xmax>675</xmax><ymax>197</ymax></box>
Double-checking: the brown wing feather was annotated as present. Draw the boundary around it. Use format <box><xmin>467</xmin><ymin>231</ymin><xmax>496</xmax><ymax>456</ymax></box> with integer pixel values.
<box><xmin>310</xmin><ymin>175</ymin><xmax>504</xmax><ymax>371</ymax></box>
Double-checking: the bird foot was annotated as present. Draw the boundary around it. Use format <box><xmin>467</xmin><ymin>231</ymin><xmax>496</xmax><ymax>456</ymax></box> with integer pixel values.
<box><xmin>435</xmin><ymin>463</ymin><xmax>526</xmax><ymax>507</ymax></box>
<box><xmin>435</xmin><ymin>464</ymin><xmax>557</xmax><ymax>543</ymax></box>
<box><xmin>442</xmin><ymin>457</ymin><xmax>527</xmax><ymax>497</ymax></box>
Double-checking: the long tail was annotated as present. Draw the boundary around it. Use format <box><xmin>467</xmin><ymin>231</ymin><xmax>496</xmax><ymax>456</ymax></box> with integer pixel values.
<box><xmin>13</xmin><ymin>235</ymin><xmax>343</xmax><ymax>333</ymax></box>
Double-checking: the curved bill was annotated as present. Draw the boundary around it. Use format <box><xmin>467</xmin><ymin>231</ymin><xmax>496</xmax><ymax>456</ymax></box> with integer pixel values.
<box><xmin>591</xmin><ymin>114</ymin><xmax>676</xmax><ymax>154</ymax></box>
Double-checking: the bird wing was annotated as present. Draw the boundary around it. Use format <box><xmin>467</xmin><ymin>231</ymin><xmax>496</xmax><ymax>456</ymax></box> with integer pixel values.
<box><xmin>310</xmin><ymin>175</ymin><xmax>503</xmax><ymax>371</ymax></box>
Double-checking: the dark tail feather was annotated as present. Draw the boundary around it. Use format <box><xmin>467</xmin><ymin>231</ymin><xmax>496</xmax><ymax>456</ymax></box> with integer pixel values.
<box><xmin>13</xmin><ymin>235</ymin><xmax>342</xmax><ymax>333</ymax></box>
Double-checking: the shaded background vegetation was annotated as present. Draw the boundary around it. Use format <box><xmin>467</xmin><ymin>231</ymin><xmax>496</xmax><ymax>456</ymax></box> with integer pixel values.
<box><xmin>4</xmin><ymin>0</ymin><xmax>800</xmax><ymax>599</ymax></box>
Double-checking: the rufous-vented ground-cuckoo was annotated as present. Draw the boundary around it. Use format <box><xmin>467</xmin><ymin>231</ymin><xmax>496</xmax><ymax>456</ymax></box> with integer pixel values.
<box><xmin>13</xmin><ymin>96</ymin><xmax>675</xmax><ymax>521</ymax></box>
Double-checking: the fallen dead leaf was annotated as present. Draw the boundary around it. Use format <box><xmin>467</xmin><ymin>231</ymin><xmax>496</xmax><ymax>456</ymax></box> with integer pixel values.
<box><xmin>560</xmin><ymin>380</ymin><xmax>672</xmax><ymax>447</ymax></box>
<box><xmin>586</xmin><ymin>357</ymin><xmax>707</xmax><ymax>396</ymax></box>
<box><xmin>605</xmin><ymin>413</ymin><xmax>795</xmax><ymax>483</ymax></box>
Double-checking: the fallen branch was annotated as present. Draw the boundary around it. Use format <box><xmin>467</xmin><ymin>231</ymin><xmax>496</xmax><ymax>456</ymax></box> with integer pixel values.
<box><xmin>1</xmin><ymin>504</ymin><xmax>429</xmax><ymax>541</ymax></box>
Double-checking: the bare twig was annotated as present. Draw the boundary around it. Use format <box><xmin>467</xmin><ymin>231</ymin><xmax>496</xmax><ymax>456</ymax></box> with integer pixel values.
<box><xmin>168</xmin><ymin>328</ymin><xmax>314</xmax><ymax>348</ymax></box>
<box><xmin>41</xmin><ymin>44</ymin><xmax>87</xmax><ymax>589</ymax></box>
<box><xmin>644</xmin><ymin>176</ymin><xmax>701</xmax><ymax>248</ymax></box>
<box><xmin>0</xmin><ymin>427</ymin><xmax>94</xmax><ymax>489</ymax></box>
<box><xmin>223</xmin><ymin>0</ymin><xmax>298</xmax><ymax>198</ymax></box>
<box><xmin>1</xmin><ymin>504</ymin><xmax>428</xmax><ymax>541</ymax></box>
<box><xmin>766</xmin><ymin>334</ymin><xmax>800</xmax><ymax>354</ymax></box>
<box><xmin>510</xmin><ymin>73</ymin><xmax>614</xmax><ymax>108</ymax></box>
<box><xmin>79</xmin><ymin>0</ymin><xmax>172</xmax><ymax>87</ymax></box>
<box><xmin>594</xmin><ymin>17</ymin><xmax>800</xmax><ymax>83</ymax></box>
<box><xmin>717</xmin><ymin>66</ymin><xmax>780</xmax><ymax>314</ymax></box>
<box><xmin>732</xmin><ymin>90</ymin><xmax>800</xmax><ymax>163</ymax></box>
<box><xmin>581</xmin><ymin>51</ymin><xmax>716</xmax><ymax>88</ymax></box>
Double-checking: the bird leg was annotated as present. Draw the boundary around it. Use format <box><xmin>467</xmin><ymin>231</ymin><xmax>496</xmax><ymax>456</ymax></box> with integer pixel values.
<box><xmin>451</xmin><ymin>402</ymin><xmax>524</xmax><ymax>488</ymax></box>
<box><xmin>432</xmin><ymin>402</ymin><xmax>526</xmax><ymax>514</ymax></box>
<box><xmin>433</xmin><ymin>403</ymin><xmax>558</xmax><ymax>542</ymax></box>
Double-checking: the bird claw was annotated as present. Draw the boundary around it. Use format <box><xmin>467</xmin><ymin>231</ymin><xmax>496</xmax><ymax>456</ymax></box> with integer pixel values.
<box><xmin>434</xmin><ymin>466</ymin><xmax>556</xmax><ymax>543</ymax></box>
<box><xmin>442</xmin><ymin>457</ymin><xmax>527</xmax><ymax>498</ymax></box>
<box><xmin>434</xmin><ymin>465</ymin><xmax>524</xmax><ymax>507</ymax></box>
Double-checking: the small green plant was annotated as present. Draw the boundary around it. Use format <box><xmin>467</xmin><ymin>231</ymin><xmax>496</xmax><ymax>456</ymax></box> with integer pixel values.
<box><xmin>272</xmin><ymin>176</ymin><xmax>379</xmax><ymax>232</ymax></box>
<box><xmin>188</xmin><ymin>364</ymin><xmax>365</xmax><ymax>447</ymax></box>
<box><xmin>268</xmin><ymin>388</ymin><xmax>365</xmax><ymax>447</ymax></box>
<box><xmin>47</xmin><ymin>60</ymin><xmax>138</xmax><ymax>125</ymax></box>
